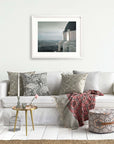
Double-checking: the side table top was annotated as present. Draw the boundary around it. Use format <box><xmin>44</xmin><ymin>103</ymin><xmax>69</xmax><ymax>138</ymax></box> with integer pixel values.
<box><xmin>12</xmin><ymin>105</ymin><xmax>37</xmax><ymax>111</ymax></box>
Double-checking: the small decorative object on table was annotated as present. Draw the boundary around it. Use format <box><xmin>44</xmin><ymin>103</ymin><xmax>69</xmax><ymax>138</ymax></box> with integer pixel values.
<box><xmin>22</xmin><ymin>103</ymin><xmax>27</xmax><ymax>109</ymax></box>
<box><xmin>29</xmin><ymin>94</ymin><xmax>39</xmax><ymax>106</ymax></box>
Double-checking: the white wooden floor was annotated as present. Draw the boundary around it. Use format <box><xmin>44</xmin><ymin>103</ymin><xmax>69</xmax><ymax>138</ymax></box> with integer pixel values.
<box><xmin>0</xmin><ymin>125</ymin><xmax>114</xmax><ymax>140</ymax></box>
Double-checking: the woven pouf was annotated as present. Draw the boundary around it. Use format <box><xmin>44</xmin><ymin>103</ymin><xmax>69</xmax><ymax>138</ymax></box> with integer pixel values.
<box><xmin>89</xmin><ymin>108</ymin><xmax>114</xmax><ymax>133</ymax></box>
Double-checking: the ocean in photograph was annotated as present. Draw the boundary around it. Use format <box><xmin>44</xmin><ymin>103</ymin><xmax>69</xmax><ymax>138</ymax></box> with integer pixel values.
<box><xmin>38</xmin><ymin>40</ymin><xmax>59</xmax><ymax>52</ymax></box>
<box><xmin>38</xmin><ymin>21</ymin><xmax>76</xmax><ymax>52</ymax></box>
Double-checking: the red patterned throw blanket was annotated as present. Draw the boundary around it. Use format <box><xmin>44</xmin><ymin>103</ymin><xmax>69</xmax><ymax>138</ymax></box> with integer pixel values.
<box><xmin>54</xmin><ymin>90</ymin><xmax>104</xmax><ymax>129</ymax></box>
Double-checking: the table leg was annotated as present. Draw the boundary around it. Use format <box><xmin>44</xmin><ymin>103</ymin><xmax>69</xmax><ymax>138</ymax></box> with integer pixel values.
<box><xmin>14</xmin><ymin>110</ymin><xmax>19</xmax><ymax>132</ymax></box>
<box><xmin>25</xmin><ymin>110</ymin><xmax>27</xmax><ymax>136</ymax></box>
<box><xmin>30</xmin><ymin>110</ymin><xmax>34</xmax><ymax>130</ymax></box>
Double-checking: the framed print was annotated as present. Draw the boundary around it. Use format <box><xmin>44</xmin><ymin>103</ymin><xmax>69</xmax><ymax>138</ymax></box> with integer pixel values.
<box><xmin>32</xmin><ymin>16</ymin><xmax>81</xmax><ymax>59</ymax></box>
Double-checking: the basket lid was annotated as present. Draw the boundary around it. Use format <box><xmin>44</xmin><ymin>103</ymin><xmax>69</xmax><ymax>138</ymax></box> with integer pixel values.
<box><xmin>89</xmin><ymin>108</ymin><xmax>114</xmax><ymax>115</ymax></box>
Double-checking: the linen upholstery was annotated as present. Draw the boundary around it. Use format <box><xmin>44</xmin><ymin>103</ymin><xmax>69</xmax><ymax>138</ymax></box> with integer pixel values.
<box><xmin>1</xmin><ymin>94</ymin><xmax>114</xmax><ymax>108</ymax></box>
<box><xmin>73</xmin><ymin>70</ymin><xmax>100</xmax><ymax>91</ymax></box>
<box><xmin>1</xmin><ymin>94</ymin><xmax>114</xmax><ymax>126</ymax></box>
<box><xmin>99</xmin><ymin>72</ymin><xmax>114</xmax><ymax>94</ymax></box>
<box><xmin>2</xmin><ymin>108</ymin><xmax>59</xmax><ymax>126</ymax></box>
<box><xmin>1</xmin><ymin>96</ymin><xmax>56</xmax><ymax>108</ymax></box>
<box><xmin>21</xmin><ymin>73</ymin><xmax>49</xmax><ymax>96</ymax></box>
<box><xmin>54</xmin><ymin>95</ymin><xmax>79</xmax><ymax>129</ymax></box>
<box><xmin>7</xmin><ymin>71</ymin><xmax>35</xmax><ymax>96</ymax></box>
<box><xmin>47</xmin><ymin>72</ymin><xmax>62</xmax><ymax>95</ymax></box>
<box><xmin>59</xmin><ymin>73</ymin><xmax>88</xmax><ymax>94</ymax></box>
<box><xmin>0</xmin><ymin>80</ymin><xmax>9</xmax><ymax>98</ymax></box>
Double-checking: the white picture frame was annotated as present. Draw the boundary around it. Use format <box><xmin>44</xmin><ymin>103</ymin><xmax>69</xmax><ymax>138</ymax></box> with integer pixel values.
<box><xmin>32</xmin><ymin>16</ymin><xmax>81</xmax><ymax>59</ymax></box>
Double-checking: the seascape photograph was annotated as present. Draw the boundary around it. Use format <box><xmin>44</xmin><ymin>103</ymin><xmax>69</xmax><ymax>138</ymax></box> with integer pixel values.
<box><xmin>38</xmin><ymin>21</ymin><xmax>76</xmax><ymax>52</ymax></box>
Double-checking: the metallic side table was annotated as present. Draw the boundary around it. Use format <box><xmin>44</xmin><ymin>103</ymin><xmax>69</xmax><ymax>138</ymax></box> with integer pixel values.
<box><xmin>12</xmin><ymin>105</ymin><xmax>37</xmax><ymax>136</ymax></box>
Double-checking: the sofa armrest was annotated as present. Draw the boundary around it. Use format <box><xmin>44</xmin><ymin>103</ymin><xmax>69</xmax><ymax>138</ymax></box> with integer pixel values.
<box><xmin>0</xmin><ymin>80</ymin><xmax>9</xmax><ymax>98</ymax></box>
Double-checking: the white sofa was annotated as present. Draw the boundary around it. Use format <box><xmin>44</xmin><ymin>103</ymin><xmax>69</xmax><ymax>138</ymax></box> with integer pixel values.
<box><xmin>0</xmin><ymin>71</ymin><xmax>114</xmax><ymax>126</ymax></box>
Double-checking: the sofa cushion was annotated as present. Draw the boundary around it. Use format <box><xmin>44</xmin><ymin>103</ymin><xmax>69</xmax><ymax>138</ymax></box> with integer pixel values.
<box><xmin>73</xmin><ymin>71</ymin><xmax>100</xmax><ymax>91</ymax></box>
<box><xmin>59</xmin><ymin>73</ymin><xmax>88</xmax><ymax>94</ymax></box>
<box><xmin>1</xmin><ymin>96</ymin><xmax>56</xmax><ymax>108</ymax></box>
<box><xmin>21</xmin><ymin>73</ymin><xmax>49</xmax><ymax>96</ymax></box>
<box><xmin>96</xmin><ymin>94</ymin><xmax>114</xmax><ymax>103</ymax></box>
<box><xmin>99</xmin><ymin>72</ymin><xmax>114</xmax><ymax>94</ymax></box>
<box><xmin>95</xmin><ymin>94</ymin><xmax>114</xmax><ymax>108</ymax></box>
<box><xmin>1</xmin><ymin>94</ymin><xmax>114</xmax><ymax>109</ymax></box>
<box><xmin>47</xmin><ymin>72</ymin><xmax>62</xmax><ymax>95</ymax></box>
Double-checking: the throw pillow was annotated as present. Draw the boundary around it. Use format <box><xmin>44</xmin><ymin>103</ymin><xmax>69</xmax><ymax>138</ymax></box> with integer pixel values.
<box><xmin>59</xmin><ymin>73</ymin><xmax>88</xmax><ymax>94</ymax></box>
<box><xmin>73</xmin><ymin>70</ymin><xmax>100</xmax><ymax>91</ymax></box>
<box><xmin>7</xmin><ymin>71</ymin><xmax>35</xmax><ymax>96</ymax></box>
<box><xmin>21</xmin><ymin>73</ymin><xmax>49</xmax><ymax>96</ymax></box>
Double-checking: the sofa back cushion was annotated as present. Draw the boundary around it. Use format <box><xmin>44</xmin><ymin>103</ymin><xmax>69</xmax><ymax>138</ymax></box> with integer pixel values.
<box><xmin>99</xmin><ymin>72</ymin><xmax>114</xmax><ymax>94</ymax></box>
<box><xmin>47</xmin><ymin>72</ymin><xmax>62</xmax><ymax>95</ymax></box>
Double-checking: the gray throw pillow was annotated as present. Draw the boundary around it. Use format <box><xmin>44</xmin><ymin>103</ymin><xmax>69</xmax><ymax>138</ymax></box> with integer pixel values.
<box><xmin>21</xmin><ymin>73</ymin><xmax>49</xmax><ymax>96</ymax></box>
<box><xmin>73</xmin><ymin>70</ymin><xmax>100</xmax><ymax>91</ymax></box>
<box><xmin>59</xmin><ymin>73</ymin><xmax>88</xmax><ymax>94</ymax></box>
<box><xmin>7</xmin><ymin>71</ymin><xmax>35</xmax><ymax>96</ymax></box>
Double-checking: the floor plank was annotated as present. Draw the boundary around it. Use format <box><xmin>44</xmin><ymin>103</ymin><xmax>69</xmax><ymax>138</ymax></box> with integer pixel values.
<box><xmin>57</xmin><ymin>127</ymin><xmax>72</xmax><ymax>140</ymax></box>
<box><xmin>0</xmin><ymin>126</ymin><xmax>6</xmax><ymax>134</ymax></box>
<box><xmin>0</xmin><ymin>125</ymin><xmax>114</xmax><ymax>140</ymax></box>
<box><xmin>42</xmin><ymin>126</ymin><xmax>59</xmax><ymax>140</ymax></box>
<box><xmin>27</xmin><ymin>126</ymin><xmax>46</xmax><ymax>140</ymax></box>
<box><xmin>72</xmin><ymin>125</ymin><xmax>87</xmax><ymax>140</ymax></box>
<box><xmin>0</xmin><ymin>127</ymin><xmax>15</xmax><ymax>140</ymax></box>
<box><xmin>86</xmin><ymin>127</ymin><xmax>108</xmax><ymax>140</ymax></box>
<box><xmin>12</xmin><ymin>126</ymin><xmax>32</xmax><ymax>140</ymax></box>
<box><xmin>99</xmin><ymin>132</ymin><xmax>114</xmax><ymax>140</ymax></box>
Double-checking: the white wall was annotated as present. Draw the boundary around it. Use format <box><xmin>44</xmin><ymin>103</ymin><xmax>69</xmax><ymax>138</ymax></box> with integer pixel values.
<box><xmin>0</xmin><ymin>0</ymin><xmax>114</xmax><ymax>80</ymax></box>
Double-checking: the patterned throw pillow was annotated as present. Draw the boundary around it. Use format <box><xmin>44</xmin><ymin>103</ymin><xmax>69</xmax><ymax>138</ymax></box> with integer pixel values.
<box><xmin>7</xmin><ymin>71</ymin><xmax>35</xmax><ymax>96</ymax></box>
<box><xmin>59</xmin><ymin>73</ymin><xmax>88</xmax><ymax>94</ymax></box>
<box><xmin>21</xmin><ymin>73</ymin><xmax>49</xmax><ymax>96</ymax></box>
